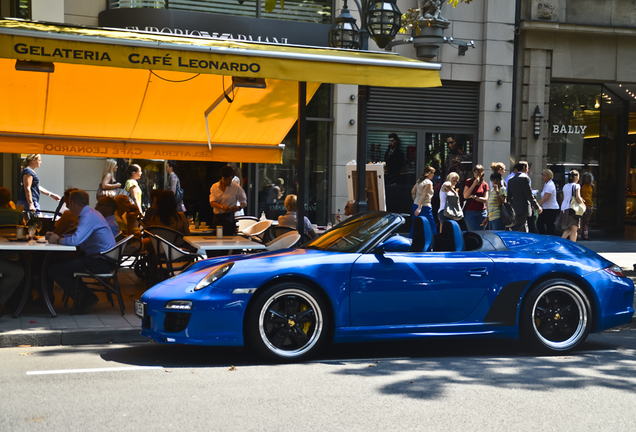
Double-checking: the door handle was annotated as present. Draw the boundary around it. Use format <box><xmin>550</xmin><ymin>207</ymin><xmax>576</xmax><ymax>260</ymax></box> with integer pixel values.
<box><xmin>468</xmin><ymin>268</ymin><xmax>489</xmax><ymax>278</ymax></box>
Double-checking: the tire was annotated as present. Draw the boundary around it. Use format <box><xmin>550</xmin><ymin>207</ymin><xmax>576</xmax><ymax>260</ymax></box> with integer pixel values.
<box><xmin>521</xmin><ymin>279</ymin><xmax>592</xmax><ymax>353</ymax></box>
<box><xmin>246</xmin><ymin>283</ymin><xmax>330</xmax><ymax>361</ymax></box>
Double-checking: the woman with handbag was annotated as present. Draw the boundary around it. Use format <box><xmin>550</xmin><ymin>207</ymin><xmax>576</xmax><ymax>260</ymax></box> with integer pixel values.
<box><xmin>437</xmin><ymin>172</ymin><xmax>462</xmax><ymax>233</ymax></box>
<box><xmin>97</xmin><ymin>159</ymin><xmax>121</xmax><ymax>201</ymax></box>
<box><xmin>558</xmin><ymin>170</ymin><xmax>585</xmax><ymax>242</ymax></box>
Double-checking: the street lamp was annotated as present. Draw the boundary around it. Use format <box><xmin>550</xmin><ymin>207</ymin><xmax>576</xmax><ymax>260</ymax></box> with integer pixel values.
<box><xmin>329</xmin><ymin>0</ymin><xmax>402</xmax><ymax>51</ymax></box>
<box><xmin>329</xmin><ymin>0</ymin><xmax>402</xmax><ymax>213</ymax></box>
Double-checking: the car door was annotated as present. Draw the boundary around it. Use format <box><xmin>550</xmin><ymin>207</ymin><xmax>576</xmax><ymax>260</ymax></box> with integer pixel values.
<box><xmin>349</xmin><ymin>251</ymin><xmax>495</xmax><ymax>326</ymax></box>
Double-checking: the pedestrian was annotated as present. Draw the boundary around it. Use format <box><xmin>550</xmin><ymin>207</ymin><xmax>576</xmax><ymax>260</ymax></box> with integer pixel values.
<box><xmin>209</xmin><ymin>165</ymin><xmax>247</xmax><ymax>236</ymax></box>
<box><xmin>46</xmin><ymin>190</ymin><xmax>116</xmax><ymax>314</ymax></box>
<box><xmin>437</xmin><ymin>172</ymin><xmax>462</xmax><ymax>233</ymax></box>
<box><xmin>125</xmin><ymin>164</ymin><xmax>144</xmax><ymax>214</ymax></box>
<box><xmin>526</xmin><ymin>162</ymin><xmax>538</xmax><ymax>233</ymax></box>
<box><xmin>384</xmin><ymin>133</ymin><xmax>404</xmax><ymax>184</ymax></box>
<box><xmin>411</xmin><ymin>166</ymin><xmax>437</xmax><ymax>236</ymax></box>
<box><xmin>166</xmin><ymin>160</ymin><xmax>185</xmax><ymax>212</ymax></box>
<box><xmin>579</xmin><ymin>172</ymin><xmax>595</xmax><ymax>240</ymax></box>
<box><xmin>97</xmin><ymin>159</ymin><xmax>121</xmax><ymax>200</ymax></box>
<box><xmin>462</xmin><ymin>165</ymin><xmax>489</xmax><ymax>231</ymax></box>
<box><xmin>536</xmin><ymin>169</ymin><xmax>560</xmax><ymax>236</ymax></box>
<box><xmin>558</xmin><ymin>170</ymin><xmax>584</xmax><ymax>242</ymax></box>
<box><xmin>484</xmin><ymin>172</ymin><xmax>506</xmax><ymax>230</ymax></box>
<box><xmin>490</xmin><ymin>162</ymin><xmax>507</xmax><ymax>188</ymax></box>
<box><xmin>17</xmin><ymin>154</ymin><xmax>61</xmax><ymax>212</ymax></box>
<box><xmin>507</xmin><ymin>161</ymin><xmax>542</xmax><ymax>232</ymax></box>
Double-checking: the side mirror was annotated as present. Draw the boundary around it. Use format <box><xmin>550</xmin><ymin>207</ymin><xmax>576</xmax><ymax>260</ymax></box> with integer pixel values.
<box><xmin>376</xmin><ymin>235</ymin><xmax>411</xmax><ymax>253</ymax></box>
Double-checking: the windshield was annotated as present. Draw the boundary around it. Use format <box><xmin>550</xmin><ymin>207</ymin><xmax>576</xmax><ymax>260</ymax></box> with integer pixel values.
<box><xmin>303</xmin><ymin>212</ymin><xmax>401</xmax><ymax>253</ymax></box>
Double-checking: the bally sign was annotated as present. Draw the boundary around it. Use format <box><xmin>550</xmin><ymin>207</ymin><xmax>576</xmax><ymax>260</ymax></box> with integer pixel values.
<box><xmin>552</xmin><ymin>125</ymin><xmax>588</xmax><ymax>134</ymax></box>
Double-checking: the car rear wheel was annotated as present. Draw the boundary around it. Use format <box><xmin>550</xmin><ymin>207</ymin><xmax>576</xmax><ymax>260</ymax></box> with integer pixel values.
<box><xmin>246</xmin><ymin>283</ymin><xmax>330</xmax><ymax>361</ymax></box>
<box><xmin>521</xmin><ymin>279</ymin><xmax>592</xmax><ymax>353</ymax></box>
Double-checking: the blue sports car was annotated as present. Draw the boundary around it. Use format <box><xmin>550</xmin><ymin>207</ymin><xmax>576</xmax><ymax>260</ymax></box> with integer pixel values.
<box><xmin>136</xmin><ymin>212</ymin><xmax>635</xmax><ymax>361</ymax></box>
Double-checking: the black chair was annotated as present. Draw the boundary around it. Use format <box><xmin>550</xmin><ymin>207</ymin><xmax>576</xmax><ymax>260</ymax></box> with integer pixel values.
<box><xmin>263</xmin><ymin>225</ymin><xmax>296</xmax><ymax>243</ymax></box>
<box><xmin>145</xmin><ymin>231</ymin><xmax>198</xmax><ymax>284</ymax></box>
<box><xmin>145</xmin><ymin>225</ymin><xmax>193</xmax><ymax>251</ymax></box>
<box><xmin>68</xmin><ymin>235</ymin><xmax>138</xmax><ymax>315</ymax></box>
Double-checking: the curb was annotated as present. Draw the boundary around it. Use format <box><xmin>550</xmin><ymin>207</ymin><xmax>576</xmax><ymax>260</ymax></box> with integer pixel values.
<box><xmin>0</xmin><ymin>328</ymin><xmax>148</xmax><ymax>348</ymax></box>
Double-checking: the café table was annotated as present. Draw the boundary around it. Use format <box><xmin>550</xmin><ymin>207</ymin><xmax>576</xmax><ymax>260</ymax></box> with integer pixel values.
<box><xmin>183</xmin><ymin>235</ymin><xmax>266</xmax><ymax>256</ymax></box>
<box><xmin>0</xmin><ymin>238</ymin><xmax>76</xmax><ymax>318</ymax></box>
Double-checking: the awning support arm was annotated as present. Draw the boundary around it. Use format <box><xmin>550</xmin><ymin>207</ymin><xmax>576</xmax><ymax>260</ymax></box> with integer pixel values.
<box><xmin>205</xmin><ymin>82</ymin><xmax>235</xmax><ymax>150</ymax></box>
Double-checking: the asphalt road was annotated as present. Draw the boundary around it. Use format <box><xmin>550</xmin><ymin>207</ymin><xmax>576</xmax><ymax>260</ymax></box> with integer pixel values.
<box><xmin>1</xmin><ymin>328</ymin><xmax>636</xmax><ymax>431</ymax></box>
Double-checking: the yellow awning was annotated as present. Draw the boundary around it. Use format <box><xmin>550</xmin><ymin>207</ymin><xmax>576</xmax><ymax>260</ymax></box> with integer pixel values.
<box><xmin>0</xmin><ymin>19</ymin><xmax>441</xmax><ymax>163</ymax></box>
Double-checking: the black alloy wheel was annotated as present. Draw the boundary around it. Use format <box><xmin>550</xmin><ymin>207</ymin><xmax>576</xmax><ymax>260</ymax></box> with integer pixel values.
<box><xmin>246</xmin><ymin>283</ymin><xmax>330</xmax><ymax>361</ymax></box>
<box><xmin>521</xmin><ymin>279</ymin><xmax>592</xmax><ymax>353</ymax></box>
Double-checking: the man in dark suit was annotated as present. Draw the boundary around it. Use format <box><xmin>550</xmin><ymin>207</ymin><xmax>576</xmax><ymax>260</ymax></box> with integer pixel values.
<box><xmin>507</xmin><ymin>161</ymin><xmax>542</xmax><ymax>232</ymax></box>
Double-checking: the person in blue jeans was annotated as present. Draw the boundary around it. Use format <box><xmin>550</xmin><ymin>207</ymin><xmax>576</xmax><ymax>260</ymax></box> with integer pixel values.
<box><xmin>411</xmin><ymin>166</ymin><xmax>437</xmax><ymax>237</ymax></box>
<box><xmin>485</xmin><ymin>172</ymin><xmax>506</xmax><ymax>230</ymax></box>
<box><xmin>462</xmin><ymin>165</ymin><xmax>489</xmax><ymax>231</ymax></box>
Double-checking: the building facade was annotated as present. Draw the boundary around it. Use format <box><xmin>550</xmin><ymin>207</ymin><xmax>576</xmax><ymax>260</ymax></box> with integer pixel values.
<box><xmin>516</xmin><ymin>0</ymin><xmax>636</xmax><ymax>238</ymax></box>
<box><xmin>3</xmin><ymin>0</ymin><xmax>636</xmax><ymax>238</ymax></box>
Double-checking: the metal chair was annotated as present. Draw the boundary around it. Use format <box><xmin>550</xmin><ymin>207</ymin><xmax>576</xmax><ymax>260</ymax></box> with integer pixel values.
<box><xmin>145</xmin><ymin>231</ymin><xmax>198</xmax><ymax>284</ymax></box>
<box><xmin>69</xmin><ymin>235</ymin><xmax>138</xmax><ymax>315</ymax></box>
<box><xmin>264</xmin><ymin>231</ymin><xmax>301</xmax><ymax>251</ymax></box>
<box><xmin>145</xmin><ymin>225</ymin><xmax>193</xmax><ymax>251</ymax></box>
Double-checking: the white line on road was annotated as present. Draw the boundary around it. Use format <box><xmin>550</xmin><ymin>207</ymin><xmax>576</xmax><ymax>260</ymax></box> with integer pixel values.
<box><xmin>27</xmin><ymin>366</ymin><xmax>164</xmax><ymax>375</ymax></box>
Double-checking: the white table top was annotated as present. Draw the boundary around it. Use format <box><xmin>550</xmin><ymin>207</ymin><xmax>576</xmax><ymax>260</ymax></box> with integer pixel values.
<box><xmin>0</xmin><ymin>239</ymin><xmax>76</xmax><ymax>251</ymax></box>
<box><xmin>183</xmin><ymin>236</ymin><xmax>266</xmax><ymax>254</ymax></box>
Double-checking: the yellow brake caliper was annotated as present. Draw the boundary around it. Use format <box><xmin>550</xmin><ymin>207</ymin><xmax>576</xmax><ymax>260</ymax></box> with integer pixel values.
<box><xmin>301</xmin><ymin>304</ymin><xmax>311</xmax><ymax>334</ymax></box>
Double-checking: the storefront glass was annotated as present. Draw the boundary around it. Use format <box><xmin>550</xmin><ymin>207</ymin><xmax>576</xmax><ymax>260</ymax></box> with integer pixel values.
<box><xmin>548</xmin><ymin>83</ymin><xmax>624</xmax><ymax>236</ymax></box>
<box><xmin>257</xmin><ymin>84</ymin><xmax>332</xmax><ymax>226</ymax></box>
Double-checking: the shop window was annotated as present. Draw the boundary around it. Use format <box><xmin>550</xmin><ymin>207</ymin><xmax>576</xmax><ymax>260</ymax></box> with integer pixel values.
<box><xmin>258</xmin><ymin>84</ymin><xmax>332</xmax><ymax>226</ymax></box>
<box><xmin>548</xmin><ymin>83</ymin><xmax>623</xmax><ymax>234</ymax></box>
<box><xmin>0</xmin><ymin>0</ymin><xmax>30</xmax><ymax>19</ymax></box>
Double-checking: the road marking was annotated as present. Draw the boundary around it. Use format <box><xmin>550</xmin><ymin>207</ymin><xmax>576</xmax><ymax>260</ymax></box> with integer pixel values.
<box><xmin>27</xmin><ymin>366</ymin><xmax>164</xmax><ymax>375</ymax></box>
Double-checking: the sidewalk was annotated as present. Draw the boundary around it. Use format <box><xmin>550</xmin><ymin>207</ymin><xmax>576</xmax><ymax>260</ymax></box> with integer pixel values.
<box><xmin>1</xmin><ymin>241</ymin><xmax>635</xmax><ymax>348</ymax></box>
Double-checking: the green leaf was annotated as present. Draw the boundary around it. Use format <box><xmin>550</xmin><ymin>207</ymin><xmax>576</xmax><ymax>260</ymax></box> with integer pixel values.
<box><xmin>265</xmin><ymin>0</ymin><xmax>277</xmax><ymax>13</ymax></box>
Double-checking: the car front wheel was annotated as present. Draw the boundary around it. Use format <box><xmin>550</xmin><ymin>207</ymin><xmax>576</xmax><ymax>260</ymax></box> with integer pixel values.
<box><xmin>521</xmin><ymin>279</ymin><xmax>592</xmax><ymax>353</ymax></box>
<box><xmin>246</xmin><ymin>283</ymin><xmax>330</xmax><ymax>361</ymax></box>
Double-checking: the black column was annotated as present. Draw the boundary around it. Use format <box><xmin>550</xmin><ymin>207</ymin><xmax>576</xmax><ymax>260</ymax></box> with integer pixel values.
<box><xmin>297</xmin><ymin>82</ymin><xmax>307</xmax><ymax>235</ymax></box>
<box><xmin>356</xmin><ymin>85</ymin><xmax>369</xmax><ymax>213</ymax></box>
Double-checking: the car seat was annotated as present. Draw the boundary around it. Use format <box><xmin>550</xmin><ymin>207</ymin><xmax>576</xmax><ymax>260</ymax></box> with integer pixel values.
<box><xmin>435</xmin><ymin>220</ymin><xmax>464</xmax><ymax>252</ymax></box>
<box><xmin>409</xmin><ymin>216</ymin><xmax>433</xmax><ymax>252</ymax></box>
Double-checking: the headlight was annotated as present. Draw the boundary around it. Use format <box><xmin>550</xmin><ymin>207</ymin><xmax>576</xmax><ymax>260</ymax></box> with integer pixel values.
<box><xmin>194</xmin><ymin>262</ymin><xmax>234</xmax><ymax>291</ymax></box>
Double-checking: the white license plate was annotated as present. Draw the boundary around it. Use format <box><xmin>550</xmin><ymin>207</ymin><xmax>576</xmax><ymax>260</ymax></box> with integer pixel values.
<box><xmin>134</xmin><ymin>300</ymin><xmax>146</xmax><ymax>319</ymax></box>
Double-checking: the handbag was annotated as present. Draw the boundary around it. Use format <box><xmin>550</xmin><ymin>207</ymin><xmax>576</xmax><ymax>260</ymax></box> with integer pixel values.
<box><xmin>500</xmin><ymin>201</ymin><xmax>516</xmax><ymax>228</ymax></box>
<box><xmin>569</xmin><ymin>184</ymin><xmax>586</xmax><ymax>216</ymax></box>
<box><xmin>96</xmin><ymin>182</ymin><xmax>117</xmax><ymax>200</ymax></box>
<box><xmin>443</xmin><ymin>194</ymin><xmax>463</xmax><ymax>220</ymax></box>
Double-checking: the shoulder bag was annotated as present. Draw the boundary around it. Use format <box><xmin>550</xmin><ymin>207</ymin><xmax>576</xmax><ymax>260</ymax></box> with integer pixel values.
<box><xmin>500</xmin><ymin>201</ymin><xmax>516</xmax><ymax>228</ymax></box>
<box><xmin>569</xmin><ymin>184</ymin><xmax>586</xmax><ymax>216</ymax></box>
<box><xmin>443</xmin><ymin>193</ymin><xmax>464</xmax><ymax>220</ymax></box>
